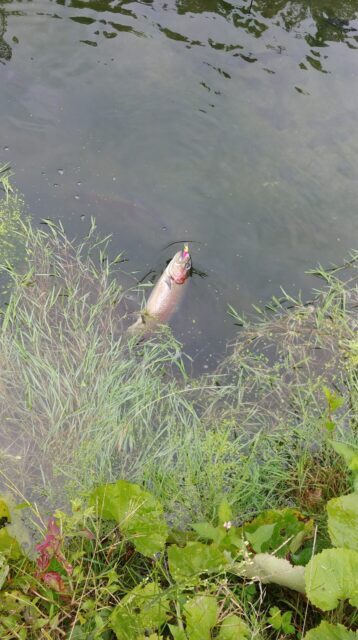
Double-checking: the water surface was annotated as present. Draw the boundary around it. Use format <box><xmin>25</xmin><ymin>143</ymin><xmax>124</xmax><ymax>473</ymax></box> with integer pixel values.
<box><xmin>1</xmin><ymin>0</ymin><xmax>358</xmax><ymax>370</ymax></box>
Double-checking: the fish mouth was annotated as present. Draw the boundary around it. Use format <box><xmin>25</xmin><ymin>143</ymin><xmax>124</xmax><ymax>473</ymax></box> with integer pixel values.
<box><xmin>169</xmin><ymin>246</ymin><xmax>191</xmax><ymax>283</ymax></box>
<box><xmin>177</xmin><ymin>256</ymin><xmax>192</xmax><ymax>278</ymax></box>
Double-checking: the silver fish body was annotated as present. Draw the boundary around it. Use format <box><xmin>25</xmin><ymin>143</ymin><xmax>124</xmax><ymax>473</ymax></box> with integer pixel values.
<box><xmin>128</xmin><ymin>248</ymin><xmax>191</xmax><ymax>333</ymax></box>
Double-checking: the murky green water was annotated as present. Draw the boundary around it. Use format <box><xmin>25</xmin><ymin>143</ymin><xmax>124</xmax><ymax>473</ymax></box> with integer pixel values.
<box><xmin>1</xmin><ymin>0</ymin><xmax>357</xmax><ymax>370</ymax></box>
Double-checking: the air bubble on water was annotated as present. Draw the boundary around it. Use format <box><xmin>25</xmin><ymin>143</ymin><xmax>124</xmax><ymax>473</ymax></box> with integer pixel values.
<box><xmin>162</xmin><ymin>226</ymin><xmax>167</xmax><ymax>231</ymax></box>
<box><xmin>80</xmin><ymin>214</ymin><xmax>85</xmax><ymax>221</ymax></box>
<box><xmin>77</xmin><ymin>181</ymin><xmax>82</xmax><ymax>186</ymax></box>
<box><xmin>58</xmin><ymin>169</ymin><xmax>64</xmax><ymax>175</ymax></box>
<box><xmin>4</xmin><ymin>146</ymin><xmax>9</xmax><ymax>151</ymax></box>
<box><xmin>74</xmin><ymin>195</ymin><xmax>80</xmax><ymax>200</ymax></box>
<box><xmin>53</xmin><ymin>183</ymin><xmax>59</xmax><ymax>188</ymax></box>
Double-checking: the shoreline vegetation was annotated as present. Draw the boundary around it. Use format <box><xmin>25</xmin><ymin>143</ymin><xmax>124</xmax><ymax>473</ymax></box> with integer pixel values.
<box><xmin>0</xmin><ymin>181</ymin><xmax>357</xmax><ymax>638</ymax></box>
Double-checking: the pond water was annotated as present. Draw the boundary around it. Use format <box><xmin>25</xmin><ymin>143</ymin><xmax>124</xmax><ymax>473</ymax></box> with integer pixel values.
<box><xmin>1</xmin><ymin>0</ymin><xmax>358</xmax><ymax>371</ymax></box>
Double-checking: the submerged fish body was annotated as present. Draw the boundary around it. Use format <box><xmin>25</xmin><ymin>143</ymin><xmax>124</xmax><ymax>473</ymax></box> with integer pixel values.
<box><xmin>128</xmin><ymin>247</ymin><xmax>191</xmax><ymax>333</ymax></box>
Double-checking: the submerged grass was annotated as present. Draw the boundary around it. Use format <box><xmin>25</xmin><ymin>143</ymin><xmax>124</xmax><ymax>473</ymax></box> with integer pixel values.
<box><xmin>144</xmin><ymin>254</ymin><xmax>357</xmax><ymax>523</ymax></box>
<box><xmin>0</xmin><ymin>165</ymin><xmax>26</xmax><ymax>282</ymax></box>
<box><xmin>0</xmin><ymin>216</ymin><xmax>199</xmax><ymax>506</ymax></box>
<box><xmin>0</xmin><ymin>184</ymin><xmax>356</xmax><ymax>530</ymax></box>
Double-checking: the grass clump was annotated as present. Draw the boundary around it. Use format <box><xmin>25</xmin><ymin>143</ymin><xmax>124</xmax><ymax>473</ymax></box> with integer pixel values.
<box><xmin>0</xmin><ymin>165</ymin><xmax>26</xmax><ymax>280</ymax></box>
<box><xmin>0</xmin><ymin>217</ymin><xmax>200</xmax><ymax>506</ymax></box>
<box><xmin>144</xmin><ymin>255</ymin><xmax>357</xmax><ymax>525</ymax></box>
<box><xmin>0</xmin><ymin>190</ymin><xmax>356</xmax><ymax>530</ymax></box>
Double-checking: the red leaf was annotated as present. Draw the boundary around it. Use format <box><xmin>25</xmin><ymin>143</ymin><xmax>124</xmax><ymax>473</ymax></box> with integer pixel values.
<box><xmin>42</xmin><ymin>571</ymin><xmax>65</xmax><ymax>592</ymax></box>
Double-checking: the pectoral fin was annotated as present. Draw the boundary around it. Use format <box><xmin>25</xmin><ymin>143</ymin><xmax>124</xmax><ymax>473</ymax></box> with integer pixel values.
<box><xmin>164</xmin><ymin>275</ymin><xmax>172</xmax><ymax>290</ymax></box>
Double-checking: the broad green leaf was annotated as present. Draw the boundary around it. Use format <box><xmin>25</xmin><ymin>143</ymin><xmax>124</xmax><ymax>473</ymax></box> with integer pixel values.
<box><xmin>33</xmin><ymin>618</ymin><xmax>50</xmax><ymax>630</ymax></box>
<box><xmin>168</xmin><ymin>542</ymin><xmax>227</xmax><ymax>584</ymax></box>
<box><xmin>329</xmin><ymin>441</ymin><xmax>358</xmax><ymax>477</ymax></box>
<box><xmin>0</xmin><ymin>494</ymin><xmax>30</xmax><ymax>556</ymax></box>
<box><xmin>0</xmin><ymin>554</ymin><xmax>9</xmax><ymax>589</ymax></box>
<box><xmin>246</xmin><ymin>523</ymin><xmax>276</xmax><ymax>552</ymax></box>
<box><xmin>305</xmin><ymin>548</ymin><xmax>358</xmax><ymax>611</ymax></box>
<box><xmin>324</xmin><ymin>420</ymin><xmax>336</xmax><ymax>433</ymax></box>
<box><xmin>184</xmin><ymin>595</ymin><xmax>218</xmax><ymax>640</ymax></box>
<box><xmin>327</xmin><ymin>493</ymin><xmax>358</xmax><ymax>550</ymax></box>
<box><xmin>244</xmin><ymin>509</ymin><xmax>312</xmax><ymax>557</ymax></box>
<box><xmin>0</xmin><ymin>499</ymin><xmax>10</xmax><ymax>523</ymax></box>
<box><xmin>167</xmin><ymin>529</ymin><xmax>197</xmax><ymax>546</ymax></box>
<box><xmin>218</xmin><ymin>499</ymin><xmax>233</xmax><ymax>525</ymax></box>
<box><xmin>291</xmin><ymin>544</ymin><xmax>314</xmax><ymax>567</ymax></box>
<box><xmin>192</xmin><ymin>522</ymin><xmax>224</xmax><ymax>544</ymax></box>
<box><xmin>69</xmin><ymin>627</ymin><xmax>89</xmax><ymax>640</ymax></box>
<box><xmin>168</xmin><ymin>626</ymin><xmax>187</xmax><ymax>640</ymax></box>
<box><xmin>0</xmin><ymin>527</ymin><xmax>22</xmax><ymax>559</ymax></box>
<box><xmin>329</xmin><ymin>441</ymin><xmax>358</xmax><ymax>468</ymax></box>
<box><xmin>109</xmin><ymin>581</ymin><xmax>168</xmax><ymax>640</ymax></box>
<box><xmin>323</xmin><ymin>387</ymin><xmax>344</xmax><ymax>412</ymax></box>
<box><xmin>226</xmin><ymin>527</ymin><xmax>244</xmax><ymax>548</ymax></box>
<box><xmin>192</xmin><ymin>522</ymin><xmax>244</xmax><ymax>555</ymax></box>
<box><xmin>220</xmin><ymin>526</ymin><xmax>246</xmax><ymax>557</ymax></box>
<box><xmin>281</xmin><ymin>611</ymin><xmax>295</xmax><ymax>634</ymax></box>
<box><xmin>269</xmin><ymin>607</ymin><xmax>283</xmax><ymax>631</ymax></box>
<box><xmin>217</xmin><ymin>614</ymin><xmax>250</xmax><ymax>639</ymax></box>
<box><xmin>90</xmin><ymin>480</ymin><xmax>167</xmax><ymax>556</ymax></box>
<box><xmin>303</xmin><ymin>621</ymin><xmax>357</xmax><ymax>639</ymax></box>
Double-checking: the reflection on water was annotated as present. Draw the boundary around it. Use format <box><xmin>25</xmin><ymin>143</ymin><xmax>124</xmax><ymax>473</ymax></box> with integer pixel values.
<box><xmin>59</xmin><ymin>0</ymin><xmax>358</xmax><ymax>63</ymax></box>
<box><xmin>1</xmin><ymin>0</ymin><xmax>358</xmax><ymax>62</ymax></box>
<box><xmin>0</xmin><ymin>0</ymin><xmax>358</xmax><ymax>371</ymax></box>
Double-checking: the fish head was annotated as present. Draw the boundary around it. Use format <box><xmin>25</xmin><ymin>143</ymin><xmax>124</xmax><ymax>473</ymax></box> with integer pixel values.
<box><xmin>168</xmin><ymin>246</ymin><xmax>192</xmax><ymax>284</ymax></box>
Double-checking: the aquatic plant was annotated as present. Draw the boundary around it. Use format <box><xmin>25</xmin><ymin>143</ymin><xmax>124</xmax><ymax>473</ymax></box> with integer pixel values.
<box><xmin>0</xmin><ymin>217</ymin><xmax>200</xmax><ymax>506</ymax></box>
<box><xmin>0</xmin><ymin>165</ymin><xmax>25</xmax><ymax>273</ymax></box>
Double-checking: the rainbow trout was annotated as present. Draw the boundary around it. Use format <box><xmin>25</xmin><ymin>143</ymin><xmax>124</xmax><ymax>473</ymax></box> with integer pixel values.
<box><xmin>128</xmin><ymin>245</ymin><xmax>191</xmax><ymax>333</ymax></box>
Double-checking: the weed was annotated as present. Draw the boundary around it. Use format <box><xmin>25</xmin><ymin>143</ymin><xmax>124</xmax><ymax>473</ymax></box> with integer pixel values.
<box><xmin>0</xmin><ymin>184</ymin><xmax>357</xmax><ymax>639</ymax></box>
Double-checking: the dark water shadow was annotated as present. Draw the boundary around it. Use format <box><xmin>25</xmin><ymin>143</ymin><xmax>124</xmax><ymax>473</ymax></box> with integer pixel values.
<box><xmin>0</xmin><ymin>7</ymin><xmax>12</xmax><ymax>63</ymax></box>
